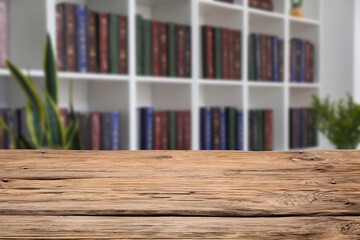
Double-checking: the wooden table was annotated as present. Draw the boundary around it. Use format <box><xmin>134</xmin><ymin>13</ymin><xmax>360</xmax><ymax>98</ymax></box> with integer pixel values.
<box><xmin>0</xmin><ymin>150</ymin><xmax>359</xmax><ymax>239</ymax></box>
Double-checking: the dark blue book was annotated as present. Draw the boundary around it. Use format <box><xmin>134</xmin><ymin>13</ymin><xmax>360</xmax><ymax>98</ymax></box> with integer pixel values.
<box><xmin>291</xmin><ymin>39</ymin><xmax>297</xmax><ymax>82</ymax></box>
<box><xmin>220</xmin><ymin>108</ymin><xmax>227</xmax><ymax>150</ymax></box>
<box><xmin>237</xmin><ymin>110</ymin><xmax>243</xmax><ymax>150</ymax></box>
<box><xmin>200</xmin><ymin>107</ymin><xmax>212</xmax><ymax>150</ymax></box>
<box><xmin>110</xmin><ymin>112</ymin><xmax>121</xmax><ymax>150</ymax></box>
<box><xmin>101</xmin><ymin>113</ymin><xmax>112</xmax><ymax>150</ymax></box>
<box><xmin>301</xmin><ymin>40</ymin><xmax>306</xmax><ymax>82</ymax></box>
<box><xmin>249</xmin><ymin>110</ymin><xmax>255</xmax><ymax>151</ymax></box>
<box><xmin>272</xmin><ymin>36</ymin><xmax>279</xmax><ymax>82</ymax></box>
<box><xmin>296</xmin><ymin>108</ymin><xmax>302</xmax><ymax>148</ymax></box>
<box><xmin>140</xmin><ymin>107</ymin><xmax>154</xmax><ymax>150</ymax></box>
<box><xmin>255</xmin><ymin>34</ymin><xmax>261</xmax><ymax>81</ymax></box>
<box><xmin>76</xmin><ymin>5</ymin><xmax>88</xmax><ymax>72</ymax></box>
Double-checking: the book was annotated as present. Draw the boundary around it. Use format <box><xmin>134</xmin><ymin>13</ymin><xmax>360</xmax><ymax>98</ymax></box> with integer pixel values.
<box><xmin>177</xmin><ymin>25</ymin><xmax>186</xmax><ymax>77</ymax></box>
<box><xmin>91</xmin><ymin>112</ymin><xmax>101</xmax><ymax>150</ymax></box>
<box><xmin>168</xmin><ymin>111</ymin><xmax>177</xmax><ymax>150</ymax></box>
<box><xmin>234</xmin><ymin>30</ymin><xmax>241</xmax><ymax>80</ymax></box>
<box><xmin>152</xmin><ymin>21</ymin><xmax>160</xmax><ymax>76</ymax></box>
<box><xmin>140</xmin><ymin>107</ymin><xmax>154</xmax><ymax>150</ymax></box>
<box><xmin>264</xmin><ymin>109</ymin><xmax>273</xmax><ymax>151</ymax></box>
<box><xmin>201</xmin><ymin>107</ymin><xmax>212</xmax><ymax>150</ymax></box>
<box><xmin>272</xmin><ymin>36</ymin><xmax>279</xmax><ymax>82</ymax></box>
<box><xmin>226</xmin><ymin>107</ymin><xmax>237</xmax><ymax>150</ymax></box>
<box><xmin>109</xmin><ymin>14</ymin><xmax>119</xmax><ymax>74</ymax></box>
<box><xmin>143</xmin><ymin>19</ymin><xmax>152</xmax><ymax>76</ymax></box>
<box><xmin>202</xmin><ymin>26</ymin><xmax>214</xmax><ymax>79</ymax></box>
<box><xmin>222</xmin><ymin>28</ymin><xmax>229</xmax><ymax>79</ymax></box>
<box><xmin>64</xmin><ymin>4</ymin><xmax>77</xmax><ymax>71</ymax></box>
<box><xmin>87</xmin><ymin>10</ymin><xmax>98</xmax><ymax>73</ymax></box>
<box><xmin>159</xmin><ymin>22</ymin><xmax>168</xmax><ymax>76</ymax></box>
<box><xmin>154</xmin><ymin>111</ymin><xmax>162</xmax><ymax>150</ymax></box>
<box><xmin>257</xmin><ymin>110</ymin><xmax>264</xmax><ymax>151</ymax></box>
<box><xmin>228</xmin><ymin>29</ymin><xmax>235</xmax><ymax>79</ymax></box>
<box><xmin>177</xmin><ymin>111</ymin><xmax>184</xmax><ymax>150</ymax></box>
<box><xmin>17</xmin><ymin>108</ymin><xmax>31</xmax><ymax>144</ymax></box>
<box><xmin>136</xmin><ymin>15</ymin><xmax>143</xmax><ymax>75</ymax></box>
<box><xmin>279</xmin><ymin>39</ymin><xmax>284</xmax><ymax>81</ymax></box>
<box><xmin>185</xmin><ymin>26</ymin><xmax>192</xmax><ymax>78</ymax></box>
<box><xmin>237</xmin><ymin>110</ymin><xmax>243</xmax><ymax>150</ymax></box>
<box><xmin>76</xmin><ymin>5</ymin><xmax>88</xmax><ymax>72</ymax></box>
<box><xmin>212</xmin><ymin>108</ymin><xmax>221</xmax><ymax>150</ymax></box>
<box><xmin>220</xmin><ymin>108</ymin><xmax>227</xmax><ymax>150</ymax></box>
<box><xmin>248</xmin><ymin>34</ymin><xmax>255</xmax><ymax>80</ymax></box>
<box><xmin>4</xmin><ymin>109</ymin><xmax>17</xmax><ymax>149</ymax></box>
<box><xmin>161</xmin><ymin>111</ymin><xmax>168</xmax><ymax>150</ymax></box>
<box><xmin>168</xmin><ymin>23</ymin><xmax>177</xmax><ymax>77</ymax></box>
<box><xmin>99</xmin><ymin>13</ymin><xmax>109</xmax><ymax>73</ymax></box>
<box><xmin>101</xmin><ymin>112</ymin><xmax>111</xmax><ymax>150</ymax></box>
<box><xmin>79</xmin><ymin>113</ymin><xmax>91</xmax><ymax>150</ymax></box>
<box><xmin>184</xmin><ymin>111</ymin><xmax>191</xmax><ymax>150</ymax></box>
<box><xmin>110</xmin><ymin>112</ymin><xmax>121</xmax><ymax>150</ymax></box>
<box><xmin>119</xmin><ymin>16</ymin><xmax>128</xmax><ymax>74</ymax></box>
<box><xmin>214</xmin><ymin>27</ymin><xmax>222</xmax><ymax>79</ymax></box>
<box><xmin>56</xmin><ymin>4</ymin><xmax>65</xmax><ymax>71</ymax></box>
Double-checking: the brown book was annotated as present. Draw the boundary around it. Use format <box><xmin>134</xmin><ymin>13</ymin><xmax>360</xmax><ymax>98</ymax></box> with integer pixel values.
<box><xmin>260</xmin><ymin>34</ymin><xmax>267</xmax><ymax>81</ymax></box>
<box><xmin>267</xmin><ymin>36</ymin><xmax>272</xmax><ymax>81</ymax></box>
<box><xmin>152</xmin><ymin>21</ymin><xmax>160</xmax><ymax>76</ymax></box>
<box><xmin>56</xmin><ymin>4</ymin><xmax>65</xmax><ymax>71</ymax></box>
<box><xmin>161</xmin><ymin>111</ymin><xmax>168</xmax><ymax>150</ymax></box>
<box><xmin>87</xmin><ymin>11</ymin><xmax>98</xmax><ymax>72</ymax></box>
<box><xmin>183</xmin><ymin>111</ymin><xmax>191</xmax><ymax>150</ymax></box>
<box><xmin>202</xmin><ymin>26</ymin><xmax>214</xmax><ymax>79</ymax></box>
<box><xmin>119</xmin><ymin>16</ymin><xmax>128</xmax><ymax>74</ymax></box>
<box><xmin>154</xmin><ymin>111</ymin><xmax>162</xmax><ymax>150</ymax></box>
<box><xmin>99</xmin><ymin>13</ymin><xmax>109</xmax><ymax>73</ymax></box>
<box><xmin>177</xmin><ymin>25</ymin><xmax>186</xmax><ymax>77</ymax></box>
<box><xmin>91</xmin><ymin>112</ymin><xmax>101</xmax><ymax>150</ymax></box>
<box><xmin>228</xmin><ymin>29</ymin><xmax>235</xmax><ymax>80</ymax></box>
<box><xmin>234</xmin><ymin>30</ymin><xmax>241</xmax><ymax>80</ymax></box>
<box><xmin>279</xmin><ymin>39</ymin><xmax>283</xmax><ymax>82</ymax></box>
<box><xmin>159</xmin><ymin>22</ymin><xmax>168</xmax><ymax>76</ymax></box>
<box><xmin>222</xmin><ymin>28</ymin><xmax>229</xmax><ymax>79</ymax></box>
<box><xmin>64</xmin><ymin>4</ymin><xmax>77</xmax><ymax>71</ymax></box>
<box><xmin>249</xmin><ymin>0</ymin><xmax>260</xmax><ymax>8</ymax></box>
<box><xmin>264</xmin><ymin>109</ymin><xmax>273</xmax><ymax>151</ymax></box>
<box><xmin>0</xmin><ymin>0</ymin><xmax>8</xmax><ymax>68</ymax></box>
<box><xmin>177</xmin><ymin>111</ymin><xmax>184</xmax><ymax>150</ymax></box>
<box><xmin>185</xmin><ymin>26</ymin><xmax>192</xmax><ymax>78</ymax></box>
<box><xmin>212</xmin><ymin>108</ymin><xmax>221</xmax><ymax>150</ymax></box>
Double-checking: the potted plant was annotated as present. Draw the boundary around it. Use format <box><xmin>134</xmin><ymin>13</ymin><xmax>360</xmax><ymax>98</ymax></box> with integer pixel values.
<box><xmin>311</xmin><ymin>94</ymin><xmax>360</xmax><ymax>149</ymax></box>
<box><xmin>0</xmin><ymin>34</ymin><xmax>82</xmax><ymax>150</ymax></box>
<box><xmin>290</xmin><ymin>0</ymin><xmax>304</xmax><ymax>17</ymax></box>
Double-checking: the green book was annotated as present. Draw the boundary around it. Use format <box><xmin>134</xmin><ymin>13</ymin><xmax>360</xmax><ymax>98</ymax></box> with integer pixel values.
<box><xmin>168</xmin><ymin>23</ymin><xmax>176</xmax><ymax>77</ymax></box>
<box><xmin>214</xmin><ymin>27</ymin><xmax>222</xmax><ymax>79</ymax></box>
<box><xmin>258</xmin><ymin>110</ymin><xmax>264</xmax><ymax>151</ymax></box>
<box><xmin>226</xmin><ymin>107</ymin><xmax>237</xmax><ymax>150</ymax></box>
<box><xmin>109</xmin><ymin>14</ymin><xmax>119</xmax><ymax>74</ymax></box>
<box><xmin>168</xmin><ymin>111</ymin><xmax>177</xmax><ymax>150</ymax></box>
<box><xmin>143</xmin><ymin>19</ymin><xmax>152</xmax><ymax>76</ymax></box>
<box><xmin>136</xmin><ymin>14</ymin><xmax>143</xmax><ymax>75</ymax></box>
<box><xmin>248</xmin><ymin>34</ymin><xmax>255</xmax><ymax>81</ymax></box>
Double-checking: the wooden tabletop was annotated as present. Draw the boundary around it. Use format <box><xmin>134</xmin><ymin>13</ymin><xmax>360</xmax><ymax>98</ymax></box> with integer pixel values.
<box><xmin>0</xmin><ymin>150</ymin><xmax>359</xmax><ymax>239</ymax></box>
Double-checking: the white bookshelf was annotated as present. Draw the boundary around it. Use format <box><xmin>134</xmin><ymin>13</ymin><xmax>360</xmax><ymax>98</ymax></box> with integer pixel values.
<box><xmin>0</xmin><ymin>0</ymin><xmax>322</xmax><ymax>150</ymax></box>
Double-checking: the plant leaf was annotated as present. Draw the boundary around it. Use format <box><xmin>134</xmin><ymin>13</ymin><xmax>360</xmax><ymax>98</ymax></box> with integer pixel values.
<box><xmin>65</xmin><ymin>118</ymin><xmax>79</xmax><ymax>150</ymax></box>
<box><xmin>44</xmin><ymin>34</ymin><xmax>58</xmax><ymax>104</ymax></box>
<box><xmin>17</xmin><ymin>134</ymin><xmax>35</xmax><ymax>149</ymax></box>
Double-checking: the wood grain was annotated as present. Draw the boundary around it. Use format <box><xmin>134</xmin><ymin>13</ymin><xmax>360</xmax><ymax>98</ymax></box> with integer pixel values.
<box><xmin>0</xmin><ymin>150</ymin><xmax>359</xmax><ymax>239</ymax></box>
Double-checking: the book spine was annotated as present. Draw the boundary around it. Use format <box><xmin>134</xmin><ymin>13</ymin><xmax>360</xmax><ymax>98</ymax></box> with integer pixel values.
<box><xmin>249</xmin><ymin>110</ymin><xmax>254</xmax><ymax>150</ymax></box>
<box><xmin>222</xmin><ymin>28</ymin><xmax>229</xmax><ymax>79</ymax></box>
<box><xmin>110</xmin><ymin>112</ymin><xmax>121</xmax><ymax>150</ymax></box>
<box><xmin>279</xmin><ymin>39</ymin><xmax>284</xmax><ymax>82</ymax></box>
<box><xmin>76</xmin><ymin>5</ymin><xmax>88</xmax><ymax>72</ymax></box>
<box><xmin>248</xmin><ymin>34</ymin><xmax>255</xmax><ymax>80</ymax></box>
<box><xmin>136</xmin><ymin>15</ymin><xmax>143</xmax><ymax>75</ymax></box>
<box><xmin>177</xmin><ymin>25</ymin><xmax>186</xmax><ymax>77</ymax></box>
<box><xmin>184</xmin><ymin>111</ymin><xmax>191</xmax><ymax>150</ymax></box>
<box><xmin>119</xmin><ymin>16</ymin><xmax>128</xmax><ymax>74</ymax></box>
<box><xmin>261</xmin><ymin>35</ymin><xmax>267</xmax><ymax>81</ymax></box>
<box><xmin>301</xmin><ymin>40</ymin><xmax>306</xmax><ymax>82</ymax></box>
<box><xmin>264</xmin><ymin>109</ymin><xmax>273</xmax><ymax>151</ymax></box>
<box><xmin>161</xmin><ymin>111</ymin><xmax>168</xmax><ymax>150</ymax></box>
<box><xmin>87</xmin><ymin>11</ymin><xmax>98</xmax><ymax>73</ymax></box>
<box><xmin>255</xmin><ymin>34</ymin><xmax>261</xmax><ymax>81</ymax></box>
<box><xmin>65</xmin><ymin>4</ymin><xmax>77</xmax><ymax>71</ymax></box>
<box><xmin>168</xmin><ymin>111</ymin><xmax>177</xmax><ymax>150</ymax></box>
<box><xmin>168</xmin><ymin>23</ymin><xmax>176</xmax><ymax>77</ymax></box>
<box><xmin>212</xmin><ymin>108</ymin><xmax>221</xmax><ymax>150</ymax></box>
<box><xmin>214</xmin><ymin>27</ymin><xmax>222</xmax><ymax>79</ymax></box>
<box><xmin>252</xmin><ymin>110</ymin><xmax>259</xmax><ymax>151</ymax></box>
<box><xmin>109</xmin><ymin>14</ymin><xmax>119</xmax><ymax>74</ymax></box>
<box><xmin>226</xmin><ymin>108</ymin><xmax>236</xmax><ymax>150</ymax></box>
<box><xmin>99</xmin><ymin>13</ymin><xmax>109</xmax><ymax>73</ymax></box>
<box><xmin>297</xmin><ymin>108</ymin><xmax>302</xmax><ymax>148</ymax></box>
<box><xmin>154</xmin><ymin>111</ymin><xmax>162</xmax><ymax>150</ymax></box>
<box><xmin>185</xmin><ymin>26</ymin><xmax>192</xmax><ymax>78</ymax></box>
<box><xmin>296</xmin><ymin>39</ymin><xmax>302</xmax><ymax>83</ymax></box>
<box><xmin>220</xmin><ymin>108</ymin><xmax>227</xmax><ymax>150</ymax></box>
<box><xmin>228</xmin><ymin>29</ymin><xmax>235</xmax><ymax>80</ymax></box>
<box><xmin>177</xmin><ymin>111</ymin><xmax>184</xmax><ymax>150</ymax></box>
<box><xmin>143</xmin><ymin>20</ymin><xmax>152</xmax><ymax>76</ymax></box>
<box><xmin>290</xmin><ymin>39</ymin><xmax>297</xmax><ymax>82</ymax></box>
<box><xmin>91</xmin><ymin>112</ymin><xmax>101</xmax><ymax>150</ymax></box>
<box><xmin>202</xmin><ymin>26</ymin><xmax>213</xmax><ymax>79</ymax></box>
<box><xmin>310</xmin><ymin>43</ymin><xmax>314</xmax><ymax>83</ymax></box>
<box><xmin>152</xmin><ymin>21</ymin><xmax>160</xmax><ymax>76</ymax></box>
<box><xmin>258</xmin><ymin>110</ymin><xmax>264</xmax><ymax>151</ymax></box>
<box><xmin>0</xmin><ymin>0</ymin><xmax>8</xmax><ymax>68</ymax></box>
<box><xmin>159</xmin><ymin>22</ymin><xmax>168</xmax><ymax>76</ymax></box>
<box><xmin>237</xmin><ymin>110</ymin><xmax>243</xmax><ymax>150</ymax></box>
<box><xmin>234</xmin><ymin>30</ymin><xmax>241</xmax><ymax>80</ymax></box>
<box><xmin>101</xmin><ymin>113</ymin><xmax>111</xmax><ymax>150</ymax></box>
<box><xmin>305</xmin><ymin>41</ymin><xmax>311</xmax><ymax>83</ymax></box>
<box><xmin>79</xmin><ymin>113</ymin><xmax>91</xmax><ymax>150</ymax></box>
<box><xmin>302</xmin><ymin>108</ymin><xmax>308</xmax><ymax>147</ymax></box>
<box><xmin>272</xmin><ymin>36</ymin><xmax>279</xmax><ymax>82</ymax></box>
<box><xmin>56</xmin><ymin>4</ymin><xmax>65</xmax><ymax>71</ymax></box>
<box><xmin>201</xmin><ymin>108</ymin><xmax>212</xmax><ymax>150</ymax></box>
<box><xmin>140</xmin><ymin>108</ymin><xmax>154</xmax><ymax>150</ymax></box>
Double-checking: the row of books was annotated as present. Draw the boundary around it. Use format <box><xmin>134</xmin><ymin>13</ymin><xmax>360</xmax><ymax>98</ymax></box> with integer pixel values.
<box><xmin>0</xmin><ymin>109</ymin><xmax>122</xmax><ymax>150</ymax></box>
<box><xmin>201</xmin><ymin>107</ymin><xmax>243</xmax><ymax>150</ymax></box>
<box><xmin>139</xmin><ymin>108</ymin><xmax>191</xmax><ymax>150</ymax></box>
<box><xmin>0</xmin><ymin>0</ymin><xmax>8</xmax><ymax>68</ymax></box>
<box><xmin>202</xmin><ymin>26</ymin><xmax>242</xmax><ymax>80</ymax></box>
<box><xmin>290</xmin><ymin>39</ymin><xmax>315</xmax><ymax>83</ymax></box>
<box><xmin>289</xmin><ymin>108</ymin><xmax>317</xmax><ymax>149</ymax></box>
<box><xmin>248</xmin><ymin>33</ymin><xmax>284</xmax><ymax>82</ymax></box>
<box><xmin>136</xmin><ymin>15</ymin><xmax>192</xmax><ymax>78</ymax></box>
<box><xmin>249</xmin><ymin>109</ymin><xmax>273</xmax><ymax>151</ymax></box>
<box><xmin>249</xmin><ymin>0</ymin><xmax>273</xmax><ymax>11</ymax></box>
<box><xmin>56</xmin><ymin>3</ymin><xmax>128</xmax><ymax>74</ymax></box>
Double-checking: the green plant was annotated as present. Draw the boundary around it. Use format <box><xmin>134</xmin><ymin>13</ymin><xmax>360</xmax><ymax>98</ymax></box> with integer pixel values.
<box><xmin>291</xmin><ymin>0</ymin><xmax>303</xmax><ymax>8</ymax></box>
<box><xmin>312</xmin><ymin>94</ymin><xmax>360</xmax><ymax>149</ymax></box>
<box><xmin>0</xmin><ymin>34</ymin><xmax>82</xmax><ymax>149</ymax></box>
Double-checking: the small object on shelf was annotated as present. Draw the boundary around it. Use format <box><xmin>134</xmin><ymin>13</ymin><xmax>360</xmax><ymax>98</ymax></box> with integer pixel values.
<box><xmin>249</xmin><ymin>0</ymin><xmax>273</xmax><ymax>12</ymax></box>
<box><xmin>290</xmin><ymin>0</ymin><xmax>304</xmax><ymax>17</ymax></box>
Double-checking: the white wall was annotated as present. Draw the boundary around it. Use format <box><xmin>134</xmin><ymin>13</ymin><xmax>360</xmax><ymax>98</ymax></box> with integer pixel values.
<box><xmin>354</xmin><ymin>0</ymin><xmax>360</xmax><ymax>102</ymax></box>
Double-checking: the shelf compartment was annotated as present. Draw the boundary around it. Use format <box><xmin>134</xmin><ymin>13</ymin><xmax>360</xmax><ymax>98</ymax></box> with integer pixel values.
<box><xmin>249</xmin><ymin>9</ymin><xmax>284</xmax><ymax>38</ymax></box>
<box><xmin>248</xmin><ymin>0</ymin><xmax>285</xmax><ymax>15</ymax></box>
<box><xmin>199</xmin><ymin>84</ymin><xmax>243</xmax><ymax>109</ymax></box>
<box><xmin>288</xmin><ymin>0</ymin><xmax>321</xmax><ymax>21</ymax></box>
<box><xmin>289</xmin><ymin>87</ymin><xmax>319</xmax><ymax>108</ymax></box>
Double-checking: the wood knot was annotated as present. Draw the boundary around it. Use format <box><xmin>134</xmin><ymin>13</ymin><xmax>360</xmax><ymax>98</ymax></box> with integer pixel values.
<box><xmin>340</xmin><ymin>222</ymin><xmax>360</xmax><ymax>235</ymax></box>
<box><xmin>330</xmin><ymin>180</ymin><xmax>336</xmax><ymax>185</ymax></box>
<box><xmin>292</xmin><ymin>155</ymin><xmax>325</xmax><ymax>162</ymax></box>
<box><xmin>22</xmin><ymin>167</ymin><xmax>29</xmax><ymax>170</ymax></box>
<box><xmin>155</xmin><ymin>155</ymin><xmax>173</xmax><ymax>160</ymax></box>
<box><xmin>345</xmin><ymin>202</ymin><xmax>356</xmax><ymax>206</ymax></box>
<box><xmin>2</xmin><ymin>179</ymin><xmax>9</xmax><ymax>183</ymax></box>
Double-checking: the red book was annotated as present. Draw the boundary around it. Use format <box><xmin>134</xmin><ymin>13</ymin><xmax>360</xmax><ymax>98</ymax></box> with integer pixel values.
<box><xmin>183</xmin><ymin>111</ymin><xmax>191</xmax><ymax>150</ymax></box>
<box><xmin>91</xmin><ymin>112</ymin><xmax>101</xmax><ymax>150</ymax></box>
<box><xmin>260</xmin><ymin>34</ymin><xmax>267</xmax><ymax>81</ymax></box>
<box><xmin>87</xmin><ymin>11</ymin><xmax>98</xmax><ymax>72</ymax></box>
<box><xmin>234</xmin><ymin>30</ymin><xmax>241</xmax><ymax>80</ymax></box>
<box><xmin>161</xmin><ymin>111</ymin><xmax>168</xmax><ymax>150</ymax></box>
<box><xmin>119</xmin><ymin>16</ymin><xmax>128</xmax><ymax>74</ymax></box>
<box><xmin>264</xmin><ymin>109</ymin><xmax>273</xmax><ymax>151</ymax></box>
<box><xmin>160</xmin><ymin>22</ymin><xmax>168</xmax><ymax>76</ymax></box>
<box><xmin>222</xmin><ymin>28</ymin><xmax>229</xmax><ymax>79</ymax></box>
<box><xmin>202</xmin><ymin>26</ymin><xmax>214</xmax><ymax>79</ymax></box>
<box><xmin>212</xmin><ymin>108</ymin><xmax>221</xmax><ymax>150</ymax></box>
<box><xmin>177</xmin><ymin>25</ymin><xmax>186</xmax><ymax>77</ymax></box>
<box><xmin>154</xmin><ymin>111</ymin><xmax>162</xmax><ymax>150</ymax></box>
<box><xmin>99</xmin><ymin>13</ymin><xmax>109</xmax><ymax>73</ymax></box>
<box><xmin>56</xmin><ymin>4</ymin><xmax>65</xmax><ymax>71</ymax></box>
<box><xmin>177</xmin><ymin>111</ymin><xmax>184</xmax><ymax>150</ymax></box>
<box><xmin>267</xmin><ymin>36</ymin><xmax>272</xmax><ymax>81</ymax></box>
<box><xmin>152</xmin><ymin>21</ymin><xmax>160</xmax><ymax>76</ymax></box>
<box><xmin>65</xmin><ymin>4</ymin><xmax>77</xmax><ymax>71</ymax></box>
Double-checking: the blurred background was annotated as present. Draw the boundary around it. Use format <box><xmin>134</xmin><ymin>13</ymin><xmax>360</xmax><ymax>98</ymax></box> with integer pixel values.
<box><xmin>0</xmin><ymin>0</ymin><xmax>359</xmax><ymax>151</ymax></box>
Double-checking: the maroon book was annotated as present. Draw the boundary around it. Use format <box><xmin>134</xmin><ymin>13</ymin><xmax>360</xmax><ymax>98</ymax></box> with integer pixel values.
<box><xmin>260</xmin><ymin>34</ymin><xmax>267</xmax><ymax>81</ymax></box>
<box><xmin>177</xmin><ymin>111</ymin><xmax>184</xmax><ymax>150</ymax></box>
<box><xmin>91</xmin><ymin>112</ymin><xmax>101</xmax><ymax>150</ymax></box>
<box><xmin>222</xmin><ymin>28</ymin><xmax>229</xmax><ymax>79</ymax></box>
<box><xmin>212</xmin><ymin>108</ymin><xmax>221</xmax><ymax>150</ymax></box>
<box><xmin>154</xmin><ymin>111</ymin><xmax>162</xmax><ymax>150</ymax></box>
<box><xmin>177</xmin><ymin>25</ymin><xmax>186</xmax><ymax>77</ymax></box>
<box><xmin>119</xmin><ymin>16</ymin><xmax>128</xmax><ymax>74</ymax></box>
<box><xmin>99</xmin><ymin>13</ymin><xmax>109</xmax><ymax>73</ymax></box>
<box><xmin>64</xmin><ymin>4</ymin><xmax>77</xmax><ymax>71</ymax></box>
<box><xmin>202</xmin><ymin>26</ymin><xmax>214</xmax><ymax>79</ymax></box>
<box><xmin>234</xmin><ymin>30</ymin><xmax>241</xmax><ymax>80</ymax></box>
<box><xmin>159</xmin><ymin>22</ymin><xmax>168</xmax><ymax>76</ymax></box>
<box><xmin>87</xmin><ymin>11</ymin><xmax>98</xmax><ymax>73</ymax></box>
<box><xmin>229</xmin><ymin>29</ymin><xmax>235</xmax><ymax>80</ymax></box>
<box><xmin>161</xmin><ymin>111</ymin><xmax>168</xmax><ymax>150</ymax></box>
<box><xmin>56</xmin><ymin>4</ymin><xmax>65</xmax><ymax>71</ymax></box>
<box><xmin>267</xmin><ymin>35</ymin><xmax>272</xmax><ymax>81</ymax></box>
<box><xmin>152</xmin><ymin>21</ymin><xmax>160</xmax><ymax>76</ymax></box>
<box><xmin>185</xmin><ymin>26</ymin><xmax>192</xmax><ymax>78</ymax></box>
<box><xmin>183</xmin><ymin>111</ymin><xmax>191</xmax><ymax>150</ymax></box>
<box><xmin>264</xmin><ymin>109</ymin><xmax>273</xmax><ymax>151</ymax></box>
